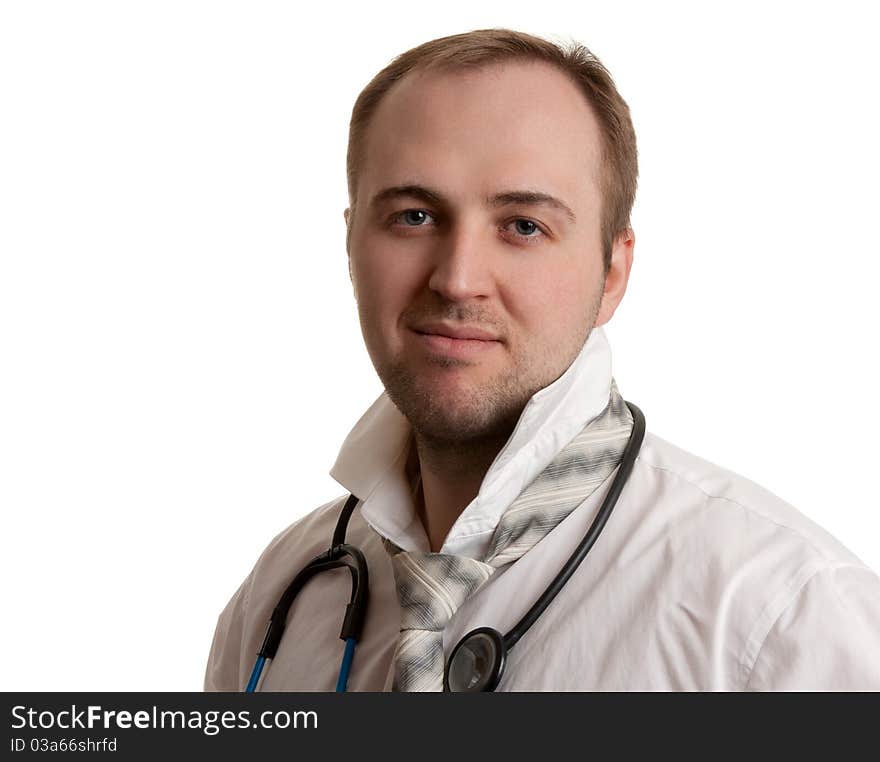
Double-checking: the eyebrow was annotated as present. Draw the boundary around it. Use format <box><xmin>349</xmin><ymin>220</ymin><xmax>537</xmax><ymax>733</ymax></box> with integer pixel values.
<box><xmin>368</xmin><ymin>184</ymin><xmax>577</xmax><ymax>224</ymax></box>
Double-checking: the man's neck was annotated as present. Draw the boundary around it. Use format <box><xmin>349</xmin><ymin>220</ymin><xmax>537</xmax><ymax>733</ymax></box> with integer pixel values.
<box><xmin>408</xmin><ymin>431</ymin><xmax>511</xmax><ymax>552</ymax></box>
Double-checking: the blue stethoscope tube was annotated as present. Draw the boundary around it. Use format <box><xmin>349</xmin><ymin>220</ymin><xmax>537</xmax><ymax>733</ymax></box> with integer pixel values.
<box><xmin>247</xmin><ymin>401</ymin><xmax>644</xmax><ymax>692</ymax></box>
<box><xmin>246</xmin><ymin>533</ymin><xmax>369</xmax><ymax>693</ymax></box>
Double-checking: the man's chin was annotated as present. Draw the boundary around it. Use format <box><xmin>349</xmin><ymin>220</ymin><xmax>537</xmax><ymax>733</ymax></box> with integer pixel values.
<box><xmin>399</xmin><ymin>395</ymin><xmax>525</xmax><ymax>448</ymax></box>
<box><xmin>380</xmin><ymin>363</ymin><xmax>528</xmax><ymax>442</ymax></box>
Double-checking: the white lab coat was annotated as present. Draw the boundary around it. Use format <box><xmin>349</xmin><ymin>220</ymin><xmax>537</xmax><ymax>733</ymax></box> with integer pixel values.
<box><xmin>204</xmin><ymin>328</ymin><xmax>880</xmax><ymax>691</ymax></box>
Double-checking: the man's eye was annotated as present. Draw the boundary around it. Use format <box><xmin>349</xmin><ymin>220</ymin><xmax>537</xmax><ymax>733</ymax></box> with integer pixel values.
<box><xmin>390</xmin><ymin>211</ymin><xmax>546</xmax><ymax>242</ymax></box>
<box><xmin>507</xmin><ymin>218</ymin><xmax>548</xmax><ymax>243</ymax></box>
<box><xmin>394</xmin><ymin>209</ymin><xmax>434</xmax><ymax>226</ymax></box>
<box><xmin>511</xmin><ymin>219</ymin><xmax>540</xmax><ymax>237</ymax></box>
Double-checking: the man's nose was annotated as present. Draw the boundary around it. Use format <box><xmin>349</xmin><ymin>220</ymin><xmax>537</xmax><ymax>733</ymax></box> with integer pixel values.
<box><xmin>427</xmin><ymin>219</ymin><xmax>495</xmax><ymax>302</ymax></box>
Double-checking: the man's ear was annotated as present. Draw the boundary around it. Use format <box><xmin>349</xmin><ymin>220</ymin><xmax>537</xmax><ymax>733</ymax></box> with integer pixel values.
<box><xmin>344</xmin><ymin>207</ymin><xmax>352</xmax><ymax>267</ymax></box>
<box><xmin>594</xmin><ymin>228</ymin><xmax>635</xmax><ymax>327</ymax></box>
<box><xmin>344</xmin><ymin>208</ymin><xmax>356</xmax><ymax>300</ymax></box>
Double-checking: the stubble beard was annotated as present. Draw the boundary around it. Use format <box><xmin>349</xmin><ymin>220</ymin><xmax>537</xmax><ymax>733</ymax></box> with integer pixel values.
<box><xmin>381</xmin><ymin>349</ymin><xmax>531</xmax><ymax>451</ymax></box>
<box><xmin>379</xmin><ymin>318</ymin><xmax>596</xmax><ymax>453</ymax></box>
<box><xmin>368</xmin><ymin>280</ymin><xmax>603</xmax><ymax>457</ymax></box>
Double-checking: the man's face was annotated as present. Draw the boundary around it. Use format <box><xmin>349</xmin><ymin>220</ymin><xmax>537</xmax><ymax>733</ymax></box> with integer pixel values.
<box><xmin>346</xmin><ymin>61</ymin><xmax>631</xmax><ymax>446</ymax></box>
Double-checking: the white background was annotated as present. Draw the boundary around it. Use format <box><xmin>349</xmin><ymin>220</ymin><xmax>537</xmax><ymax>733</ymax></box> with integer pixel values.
<box><xmin>1</xmin><ymin>1</ymin><xmax>878</xmax><ymax>691</ymax></box>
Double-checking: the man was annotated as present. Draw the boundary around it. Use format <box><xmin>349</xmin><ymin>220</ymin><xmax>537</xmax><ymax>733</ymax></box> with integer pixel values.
<box><xmin>205</xmin><ymin>28</ymin><xmax>880</xmax><ymax>691</ymax></box>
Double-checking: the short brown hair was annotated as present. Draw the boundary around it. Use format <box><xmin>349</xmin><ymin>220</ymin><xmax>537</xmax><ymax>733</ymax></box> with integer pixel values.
<box><xmin>345</xmin><ymin>28</ymin><xmax>638</xmax><ymax>274</ymax></box>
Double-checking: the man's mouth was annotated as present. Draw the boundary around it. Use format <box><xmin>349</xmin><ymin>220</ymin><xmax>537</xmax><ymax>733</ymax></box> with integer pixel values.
<box><xmin>410</xmin><ymin>327</ymin><xmax>501</xmax><ymax>358</ymax></box>
<box><xmin>411</xmin><ymin>321</ymin><xmax>501</xmax><ymax>342</ymax></box>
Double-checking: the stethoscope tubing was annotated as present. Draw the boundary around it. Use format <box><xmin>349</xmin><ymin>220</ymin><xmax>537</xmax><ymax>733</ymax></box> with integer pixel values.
<box><xmin>501</xmin><ymin>400</ymin><xmax>645</xmax><ymax>650</ymax></box>
<box><xmin>246</xmin><ymin>534</ymin><xmax>369</xmax><ymax>692</ymax></box>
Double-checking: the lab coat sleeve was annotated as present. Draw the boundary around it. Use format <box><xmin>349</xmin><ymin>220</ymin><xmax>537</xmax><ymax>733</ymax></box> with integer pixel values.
<box><xmin>203</xmin><ymin>574</ymin><xmax>253</xmax><ymax>692</ymax></box>
<box><xmin>745</xmin><ymin>564</ymin><xmax>880</xmax><ymax>690</ymax></box>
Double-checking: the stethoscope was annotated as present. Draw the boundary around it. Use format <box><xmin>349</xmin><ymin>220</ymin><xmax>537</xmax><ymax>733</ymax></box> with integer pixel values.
<box><xmin>246</xmin><ymin>401</ymin><xmax>645</xmax><ymax>693</ymax></box>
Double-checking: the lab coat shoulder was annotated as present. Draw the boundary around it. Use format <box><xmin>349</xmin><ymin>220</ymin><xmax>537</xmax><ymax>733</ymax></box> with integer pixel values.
<box><xmin>636</xmin><ymin>430</ymin><xmax>864</xmax><ymax>563</ymax></box>
<box><xmin>203</xmin><ymin>493</ymin><xmax>351</xmax><ymax>691</ymax></box>
<box><xmin>626</xmin><ymin>432</ymin><xmax>880</xmax><ymax>689</ymax></box>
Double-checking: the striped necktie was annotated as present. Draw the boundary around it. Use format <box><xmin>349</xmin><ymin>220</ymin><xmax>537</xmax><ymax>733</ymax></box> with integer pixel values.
<box><xmin>383</xmin><ymin>380</ymin><xmax>634</xmax><ymax>691</ymax></box>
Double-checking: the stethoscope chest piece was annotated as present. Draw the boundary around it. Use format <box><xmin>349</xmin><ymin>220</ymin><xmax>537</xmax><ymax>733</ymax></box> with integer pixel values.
<box><xmin>444</xmin><ymin>626</ymin><xmax>507</xmax><ymax>692</ymax></box>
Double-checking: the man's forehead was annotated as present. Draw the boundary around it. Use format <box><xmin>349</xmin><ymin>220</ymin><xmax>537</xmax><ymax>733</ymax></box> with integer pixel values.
<box><xmin>359</xmin><ymin>61</ymin><xmax>603</xmax><ymax>209</ymax></box>
<box><xmin>373</xmin><ymin>60</ymin><xmax>598</xmax><ymax>132</ymax></box>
